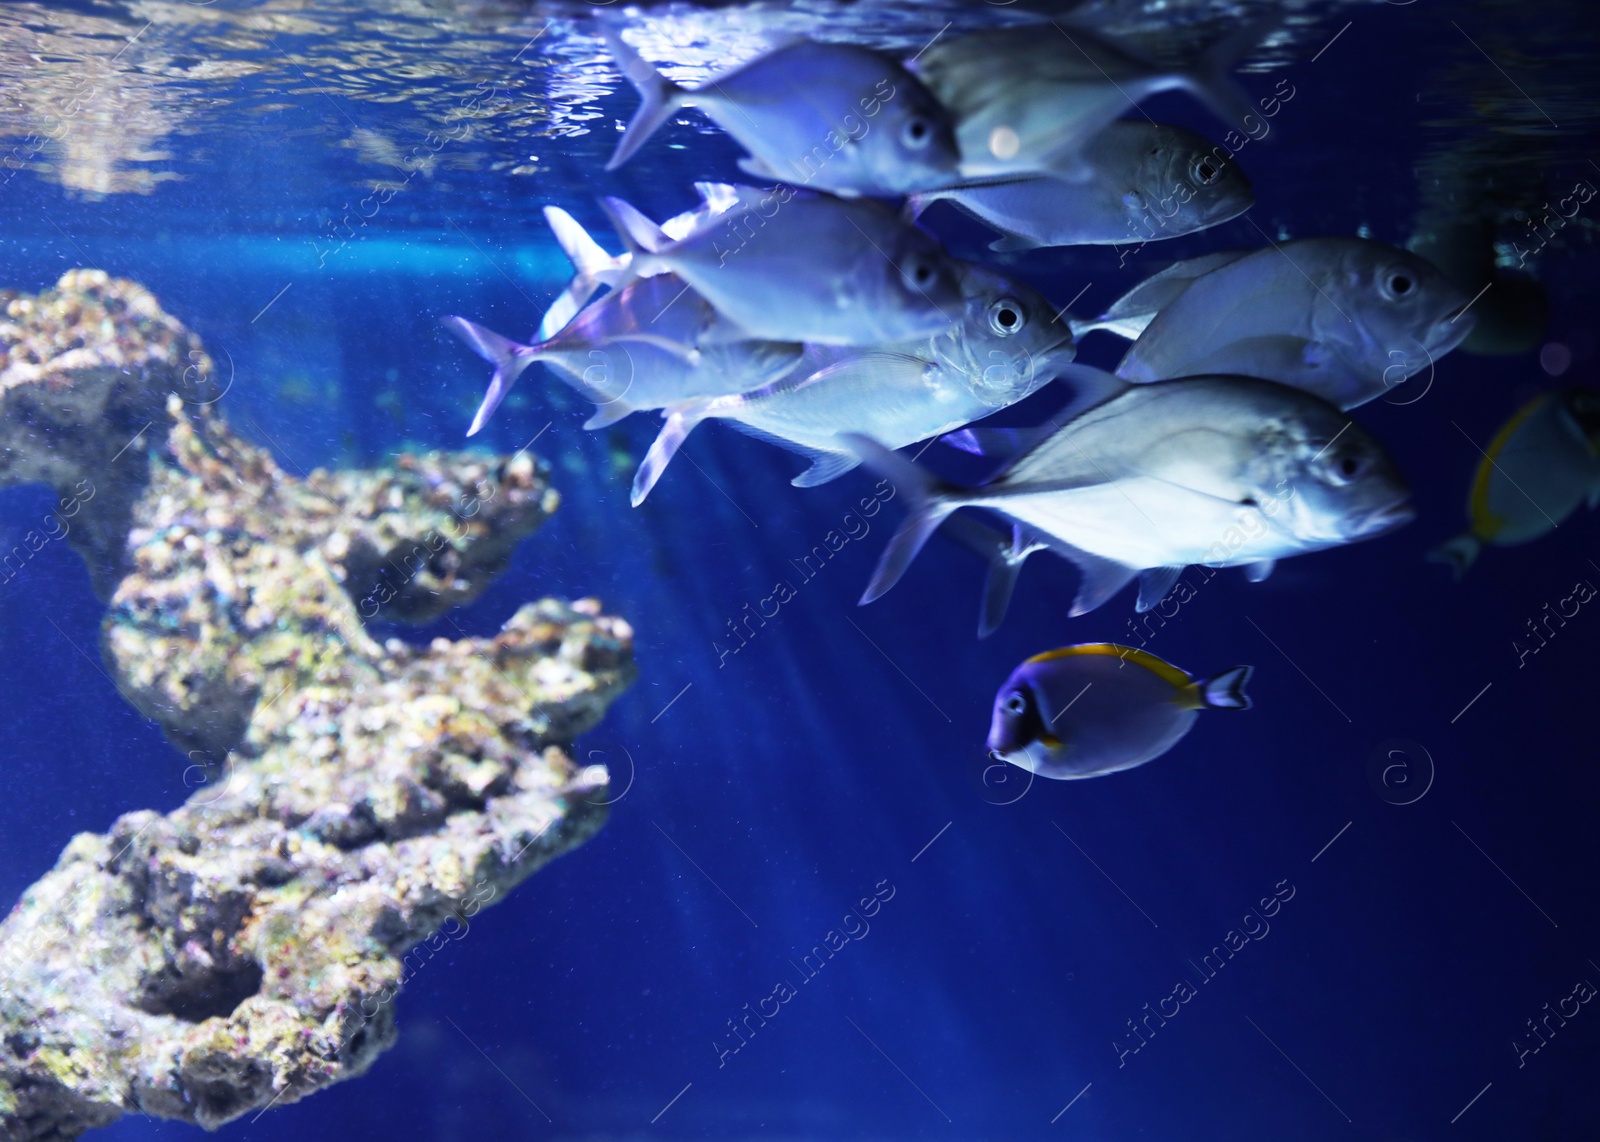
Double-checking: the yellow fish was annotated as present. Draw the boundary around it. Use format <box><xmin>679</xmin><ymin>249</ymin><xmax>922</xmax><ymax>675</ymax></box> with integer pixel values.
<box><xmin>1431</xmin><ymin>388</ymin><xmax>1600</xmax><ymax>577</ymax></box>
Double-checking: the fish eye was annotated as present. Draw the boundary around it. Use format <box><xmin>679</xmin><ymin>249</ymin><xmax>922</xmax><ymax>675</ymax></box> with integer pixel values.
<box><xmin>1003</xmin><ymin>690</ymin><xmax>1028</xmax><ymax>715</ymax></box>
<box><xmin>987</xmin><ymin>297</ymin><xmax>1026</xmax><ymax>336</ymax></box>
<box><xmin>1190</xmin><ymin>157</ymin><xmax>1220</xmax><ymax>185</ymax></box>
<box><xmin>900</xmin><ymin>117</ymin><xmax>933</xmax><ymax>150</ymax></box>
<box><xmin>901</xmin><ymin>256</ymin><xmax>938</xmax><ymax>293</ymax></box>
<box><xmin>1321</xmin><ymin>449</ymin><xmax>1368</xmax><ymax>486</ymax></box>
<box><xmin>1380</xmin><ymin>269</ymin><xmax>1415</xmax><ymax>300</ymax></box>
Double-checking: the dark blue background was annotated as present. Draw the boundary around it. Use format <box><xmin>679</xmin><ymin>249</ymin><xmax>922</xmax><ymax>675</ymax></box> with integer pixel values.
<box><xmin>2</xmin><ymin>3</ymin><xmax>1598</xmax><ymax>1139</ymax></box>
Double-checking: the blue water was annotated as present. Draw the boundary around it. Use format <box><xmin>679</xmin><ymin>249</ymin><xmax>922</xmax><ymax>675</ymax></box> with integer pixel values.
<box><xmin>3</xmin><ymin>0</ymin><xmax>1600</xmax><ymax>1138</ymax></box>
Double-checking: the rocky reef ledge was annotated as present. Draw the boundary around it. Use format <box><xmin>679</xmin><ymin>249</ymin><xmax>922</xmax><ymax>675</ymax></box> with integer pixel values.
<box><xmin>0</xmin><ymin>272</ymin><xmax>636</xmax><ymax>1138</ymax></box>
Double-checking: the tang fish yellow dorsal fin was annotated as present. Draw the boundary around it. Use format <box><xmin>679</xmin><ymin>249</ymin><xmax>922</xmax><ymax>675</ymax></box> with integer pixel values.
<box><xmin>1024</xmin><ymin>643</ymin><xmax>1192</xmax><ymax>690</ymax></box>
<box><xmin>1471</xmin><ymin>393</ymin><xmax>1553</xmax><ymax>540</ymax></box>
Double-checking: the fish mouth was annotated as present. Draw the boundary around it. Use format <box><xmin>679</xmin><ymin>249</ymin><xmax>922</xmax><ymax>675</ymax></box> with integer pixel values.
<box><xmin>1359</xmin><ymin>499</ymin><xmax>1416</xmax><ymax>537</ymax></box>
<box><xmin>1207</xmin><ymin>190</ymin><xmax>1256</xmax><ymax>225</ymax></box>
<box><xmin>1428</xmin><ymin>304</ymin><xmax>1478</xmax><ymax>354</ymax></box>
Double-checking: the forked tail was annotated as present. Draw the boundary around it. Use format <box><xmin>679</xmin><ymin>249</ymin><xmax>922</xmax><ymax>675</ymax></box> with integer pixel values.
<box><xmin>1198</xmin><ymin>665</ymin><xmax>1253</xmax><ymax>710</ymax></box>
<box><xmin>442</xmin><ymin>316</ymin><xmax>541</xmax><ymax>437</ymax></box>
<box><xmin>539</xmin><ymin>205</ymin><xmax>627</xmax><ymax>339</ymax></box>
<box><xmin>605</xmin><ymin>31</ymin><xmax>690</xmax><ymax>171</ymax></box>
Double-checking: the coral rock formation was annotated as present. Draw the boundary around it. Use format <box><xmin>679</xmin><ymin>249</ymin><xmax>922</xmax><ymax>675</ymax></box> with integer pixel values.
<box><xmin>0</xmin><ymin>272</ymin><xmax>635</xmax><ymax>1139</ymax></box>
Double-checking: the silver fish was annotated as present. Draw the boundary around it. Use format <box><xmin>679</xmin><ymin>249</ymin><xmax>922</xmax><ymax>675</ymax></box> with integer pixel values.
<box><xmin>1107</xmin><ymin>238</ymin><xmax>1477</xmax><ymax>409</ymax></box>
<box><xmin>606</xmin><ymin>33</ymin><xmax>960</xmax><ymax>196</ymax></box>
<box><xmin>602</xmin><ymin>188</ymin><xmax>964</xmax><ymax>347</ymax></box>
<box><xmin>988</xmin><ymin>643</ymin><xmax>1252</xmax><ymax>780</ymax></box>
<box><xmin>445</xmin><ymin>273</ymin><xmax>803</xmax><ymax>435</ymax></box>
<box><xmin>1430</xmin><ymin>388</ymin><xmax>1600</xmax><ymax>577</ymax></box>
<box><xmin>907</xmin><ymin>121</ymin><xmax>1253</xmax><ymax>251</ymax></box>
<box><xmin>848</xmin><ymin>373</ymin><xmax>1414</xmax><ymax>618</ymax></box>
<box><xmin>913</xmin><ymin>19</ymin><xmax>1265</xmax><ymax>180</ymax></box>
<box><xmin>629</xmin><ymin>262</ymin><xmax>1076</xmax><ymax>505</ymax></box>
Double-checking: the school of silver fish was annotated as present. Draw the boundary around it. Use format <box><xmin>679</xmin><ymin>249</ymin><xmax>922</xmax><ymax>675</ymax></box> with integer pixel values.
<box><xmin>443</xmin><ymin>14</ymin><xmax>1574</xmax><ymax>782</ymax></box>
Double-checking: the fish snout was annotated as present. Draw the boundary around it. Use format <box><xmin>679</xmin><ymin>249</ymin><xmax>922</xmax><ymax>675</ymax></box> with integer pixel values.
<box><xmin>1430</xmin><ymin>303</ymin><xmax>1478</xmax><ymax>352</ymax></box>
<box><xmin>1359</xmin><ymin>499</ymin><xmax>1416</xmax><ymax>537</ymax></box>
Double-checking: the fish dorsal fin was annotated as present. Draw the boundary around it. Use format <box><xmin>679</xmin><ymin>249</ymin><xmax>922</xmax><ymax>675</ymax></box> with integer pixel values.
<box><xmin>989</xmin><ymin>234</ymin><xmax>1042</xmax><ymax>253</ymax></box>
<box><xmin>1025</xmin><ymin>643</ymin><xmax>1192</xmax><ymax>690</ymax></box>
<box><xmin>1136</xmin><ymin>565</ymin><xmax>1185</xmax><ymax>612</ymax></box>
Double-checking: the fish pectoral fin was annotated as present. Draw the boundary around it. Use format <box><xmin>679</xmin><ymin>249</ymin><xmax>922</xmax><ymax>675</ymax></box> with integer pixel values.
<box><xmin>1186</xmin><ymin>335</ymin><xmax>1319</xmax><ymax>377</ymax></box>
<box><xmin>1244</xmin><ymin>558</ymin><xmax>1276</xmax><ymax>583</ymax></box>
<box><xmin>1060</xmin><ymin>546</ymin><xmax>1139</xmax><ymax>617</ymax></box>
<box><xmin>1300</xmin><ymin>340</ymin><xmax>1334</xmax><ymax>367</ymax></box>
<box><xmin>988</xmin><ymin>233</ymin><xmax>1042</xmax><ymax>253</ymax></box>
<box><xmin>1135</xmin><ymin>565</ymin><xmax>1185</xmax><ymax>612</ymax></box>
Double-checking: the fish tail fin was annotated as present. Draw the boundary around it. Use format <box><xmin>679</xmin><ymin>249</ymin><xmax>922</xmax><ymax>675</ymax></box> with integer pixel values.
<box><xmin>1427</xmin><ymin>533</ymin><xmax>1481</xmax><ymax>580</ymax></box>
<box><xmin>1184</xmin><ymin>14</ymin><xmax>1275</xmax><ymax>135</ymax></box>
<box><xmin>605</xmin><ymin>31</ymin><xmax>688</xmax><ymax>171</ymax></box>
<box><xmin>442</xmin><ymin>316</ymin><xmax>540</xmax><ymax>436</ymax></box>
<box><xmin>1197</xmin><ymin>665</ymin><xmax>1253</xmax><ymax>710</ymax></box>
<box><xmin>539</xmin><ymin>206</ymin><xmax>626</xmax><ymax>339</ymax></box>
<box><xmin>840</xmin><ymin>433</ymin><xmax>962</xmax><ymax>604</ymax></box>
<box><xmin>632</xmin><ymin>401</ymin><xmax>710</xmax><ymax>506</ymax></box>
